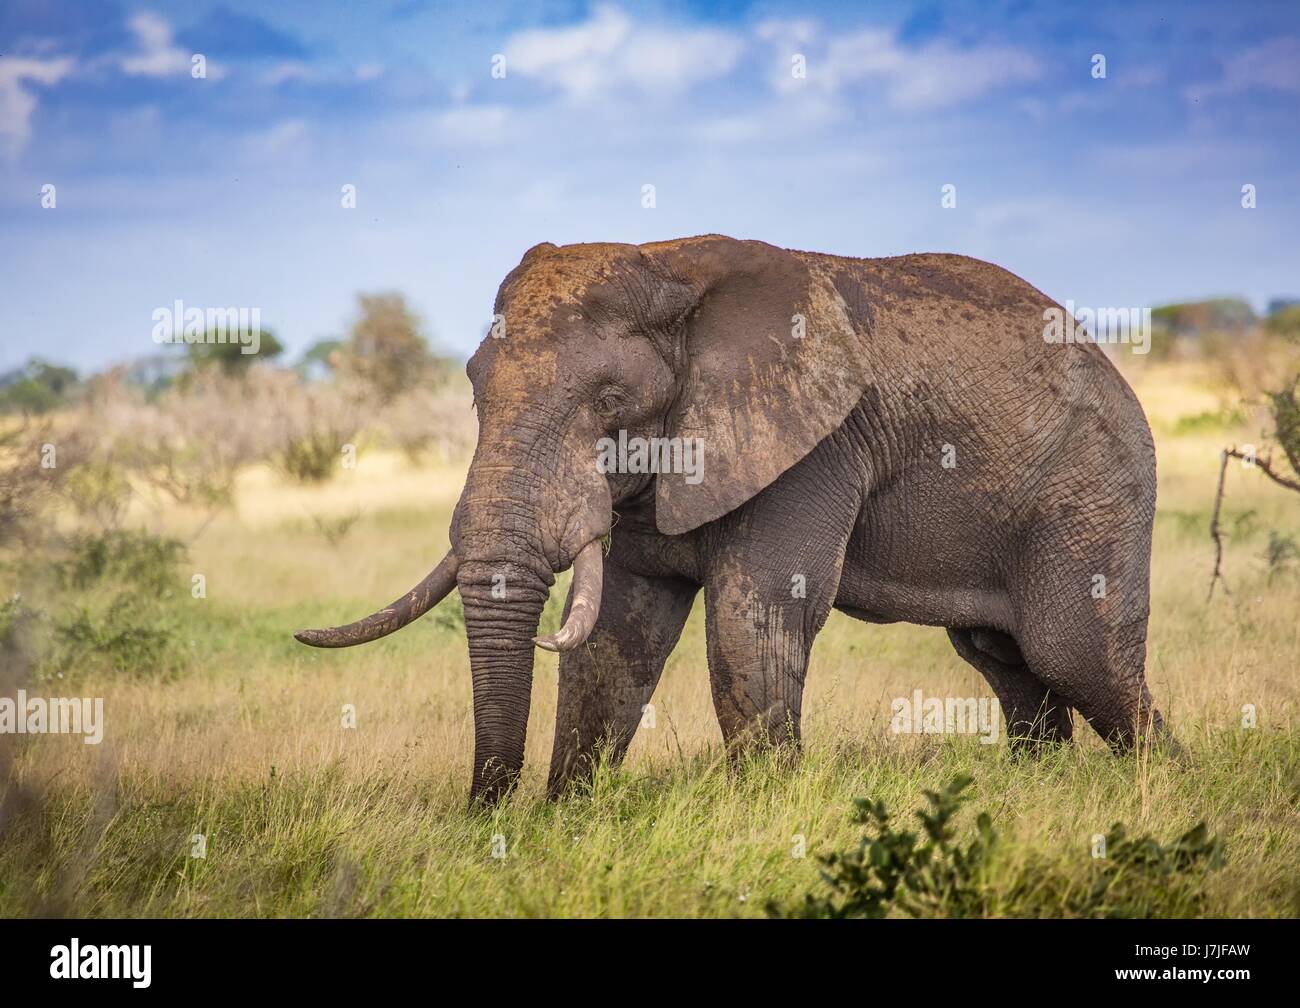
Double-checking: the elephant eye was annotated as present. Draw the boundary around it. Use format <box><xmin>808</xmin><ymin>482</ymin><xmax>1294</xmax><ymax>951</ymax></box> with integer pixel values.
<box><xmin>594</xmin><ymin>386</ymin><xmax>624</xmax><ymax>416</ymax></box>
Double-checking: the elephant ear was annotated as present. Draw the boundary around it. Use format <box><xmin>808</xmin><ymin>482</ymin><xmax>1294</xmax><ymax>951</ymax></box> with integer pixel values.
<box><xmin>642</xmin><ymin>236</ymin><xmax>875</xmax><ymax>536</ymax></box>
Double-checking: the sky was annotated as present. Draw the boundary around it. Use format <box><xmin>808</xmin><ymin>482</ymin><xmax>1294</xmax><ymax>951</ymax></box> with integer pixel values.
<box><xmin>1</xmin><ymin>0</ymin><xmax>1297</xmax><ymax>373</ymax></box>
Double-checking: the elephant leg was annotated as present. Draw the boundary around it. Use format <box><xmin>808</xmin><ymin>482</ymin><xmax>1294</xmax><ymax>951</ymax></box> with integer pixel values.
<box><xmin>1013</xmin><ymin>530</ymin><xmax>1165</xmax><ymax>751</ymax></box>
<box><xmin>546</xmin><ymin>561</ymin><xmax>697</xmax><ymax>799</ymax></box>
<box><xmin>703</xmin><ymin>476</ymin><xmax>858</xmax><ymax>757</ymax></box>
<box><xmin>946</xmin><ymin>627</ymin><xmax>1073</xmax><ymax>749</ymax></box>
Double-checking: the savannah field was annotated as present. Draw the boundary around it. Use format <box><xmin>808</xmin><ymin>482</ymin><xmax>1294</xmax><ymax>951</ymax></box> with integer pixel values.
<box><xmin>0</xmin><ymin>358</ymin><xmax>1297</xmax><ymax>919</ymax></box>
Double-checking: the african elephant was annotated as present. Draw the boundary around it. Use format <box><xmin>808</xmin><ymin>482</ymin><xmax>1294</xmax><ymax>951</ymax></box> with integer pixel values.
<box><xmin>296</xmin><ymin>235</ymin><xmax>1166</xmax><ymax>805</ymax></box>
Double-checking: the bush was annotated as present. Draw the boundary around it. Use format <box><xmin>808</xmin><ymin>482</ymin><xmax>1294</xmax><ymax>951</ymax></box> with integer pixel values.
<box><xmin>374</xmin><ymin>381</ymin><xmax>475</xmax><ymax>464</ymax></box>
<box><xmin>310</xmin><ymin>510</ymin><xmax>362</xmax><ymax>547</ymax></box>
<box><xmin>267</xmin><ymin>374</ymin><xmax>365</xmax><ymax>485</ymax></box>
<box><xmin>277</xmin><ymin>430</ymin><xmax>349</xmax><ymax>483</ymax></box>
<box><xmin>36</xmin><ymin>530</ymin><xmax>188</xmax><ymax>681</ymax></box>
<box><xmin>1199</xmin><ymin>329</ymin><xmax>1300</xmax><ymax>400</ymax></box>
<box><xmin>769</xmin><ymin>775</ymin><xmax>1224</xmax><ymax>919</ymax></box>
<box><xmin>0</xmin><ymin>420</ymin><xmax>64</xmax><ymax>545</ymax></box>
<box><xmin>0</xmin><ymin>359</ymin><xmax>79</xmax><ymax>415</ymax></box>
<box><xmin>59</xmin><ymin>460</ymin><xmax>132</xmax><ymax>531</ymax></box>
<box><xmin>44</xmin><ymin>594</ymin><xmax>181</xmax><ymax>679</ymax></box>
<box><xmin>769</xmin><ymin>775</ymin><xmax>996</xmax><ymax>918</ymax></box>
<box><xmin>1264</xmin><ymin>530</ymin><xmax>1298</xmax><ymax>582</ymax></box>
<box><xmin>53</xmin><ymin>530</ymin><xmax>185</xmax><ymax>595</ymax></box>
<box><xmin>63</xmin><ymin>368</ymin><xmax>271</xmax><ymax>516</ymax></box>
<box><xmin>1264</xmin><ymin>377</ymin><xmax>1300</xmax><ymax>477</ymax></box>
<box><xmin>1265</xmin><ymin>304</ymin><xmax>1300</xmax><ymax>340</ymax></box>
<box><xmin>1073</xmin><ymin>821</ymin><xmax>1225</xmax><ymax>918</ymax></box>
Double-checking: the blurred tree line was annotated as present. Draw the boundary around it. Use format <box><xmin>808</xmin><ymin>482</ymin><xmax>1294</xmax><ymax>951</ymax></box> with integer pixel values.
<box><xmin>0</xmin><ymin>291</ymin><xmax>457</xmax><ymax>414</ymax></box>
<box><xmin>1149</xmin><ymin>296</ymin><xmax>1300</xmax><ymax>346</ymax></box>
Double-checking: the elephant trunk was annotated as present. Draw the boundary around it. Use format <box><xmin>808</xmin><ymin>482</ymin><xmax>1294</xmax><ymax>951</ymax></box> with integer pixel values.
<box><xmin>456</xmin><ymin>556</ymin><xmax>550</xmax><ymax>804</ymax></box>
<box><xmin>453</xmin><ymin>475</ymin><xmax>606</xmax><ymax>802</ymax></box>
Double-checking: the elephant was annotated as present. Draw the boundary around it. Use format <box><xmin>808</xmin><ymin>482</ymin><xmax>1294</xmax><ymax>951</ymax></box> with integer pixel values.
<box><xmin>296</xmin><ymin>234</ymin><xmax>1166</xmax><ymax>806</ymax></box>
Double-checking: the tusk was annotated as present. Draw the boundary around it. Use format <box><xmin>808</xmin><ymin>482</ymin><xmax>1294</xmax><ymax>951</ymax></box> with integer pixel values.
<box><xmin>294</xmin><ymin>549</ymin><xmax>458</xmax><ymax>648</ymax></box>
<box><xmin>533</xmin><ymin>539</ymin><xmax>603</xmax><ymax>652</ymax></box>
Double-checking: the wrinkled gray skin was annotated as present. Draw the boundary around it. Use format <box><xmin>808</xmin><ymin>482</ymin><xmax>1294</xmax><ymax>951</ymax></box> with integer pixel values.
<box><xmin>297</xmin><ymin>235</ymin><xmax>1165</xmax><ymax>806</ymax></box>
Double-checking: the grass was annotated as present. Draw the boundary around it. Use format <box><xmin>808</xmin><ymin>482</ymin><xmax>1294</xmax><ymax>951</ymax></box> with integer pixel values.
<box><xmin>1</xmin><ymin>360</ymin><xmax>1298</xmax><ymax>917</ymax></box>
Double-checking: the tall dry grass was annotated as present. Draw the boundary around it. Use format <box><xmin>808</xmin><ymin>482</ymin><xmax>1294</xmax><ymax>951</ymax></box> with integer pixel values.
<box><xmin>0</xmin><ymin>359</ymin><xmax>1296</xmax><ymax>917</ymax></box>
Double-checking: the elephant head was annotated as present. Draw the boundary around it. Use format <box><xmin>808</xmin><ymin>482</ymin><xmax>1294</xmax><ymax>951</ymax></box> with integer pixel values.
<box><xmin>295</xmin><ymin>235</ymin><xmax>874</xmax><ymax>804</ymax></box>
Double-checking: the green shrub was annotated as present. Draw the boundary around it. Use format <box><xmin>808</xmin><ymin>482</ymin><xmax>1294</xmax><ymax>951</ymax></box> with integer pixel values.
<box><xmin>770</xmin><ymin>775</ymin><xmax>1224</xmax><ymax>919</ymax></box>
<box><xmin>0</xmin><ymin>359</ymin><xmax>79</xmax><ymax>415</ymax></box>
<box><xmin>1071</xmin><ymin>821</ymin><xmax>1225</xmax><ymax>918</ymax></box>
<box><xmin>277</xmin><ymin>431</ymin><xmax>346</xmax><ymax>483</ymax></box>
<box><xmin>769</xmin><ymin>774</ymin><xmax>995</xmax><ymax>918</ymax></box>
<box><xmin>54</xmin><ymin>530</ymin><xmax>185</xmax><ymax>595</ymax></box>
<box><xmin>43</xmin><ymin>594</ymin><xmax>181</xmax><ymax>679</ymax></box>
<box><xmin>1264</xmin><ymin>531</ymin><xmax>1298</xmax><ymax>581</ymax></box>
<box><xmin>1264</xmin><ymin>305</ymin><xmax>1300</xmax><ymax>340</ymax></box>
<box><xmin>37</xmin><ymin>530</ymin><xmax>188</xmax><ymax>681</ymax></box>
<box><xmin>60</xmin><ymin>461</ymin><xmax>132</xmax><ymax>531</ymax></box>
<box><xmin>1264</xmin><ymin>377</ymin><xmax>1300</xmax><ymax>475</ymax></box>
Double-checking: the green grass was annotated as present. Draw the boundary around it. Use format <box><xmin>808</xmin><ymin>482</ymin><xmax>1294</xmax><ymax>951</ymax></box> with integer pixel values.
<box><xmin>1</xmin><ymin>362</ymin><xmax>1298</xmax><ymax>917</ymax></box>
<box><xmin>2</xmin><ymin>730</ymin><xmax>1296</xmax><ymax>917</ymax></box>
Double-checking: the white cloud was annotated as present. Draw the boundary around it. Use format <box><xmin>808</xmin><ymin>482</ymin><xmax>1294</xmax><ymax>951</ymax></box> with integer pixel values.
<box><xmin>1186</xmin><ymin>37</ymin><xmax>1300</xmax><ymax>103</ymax></box>
<box><xmin>884</xmin><ymin>41</ymin><xmax>1042</xmax><ymax>110</ymax></box>
<box><xmin>238</xmin><ymin>119</ymin><xmax>309</xmax><ymax>162</ymax></box>
<box><xmin>436</xmin><ymin>104</ymin><xmax>511</xmax><ymax>145</ymax></box>
<box><xmin>756</xmin><ymin>19</ymin><xmax>819</xmax><ymax>48</ymax></box>
<box><xmin>262</xmin><ymin>61</ymin><xmax>315</xmax><ymax>86</ymax></box>
<box><xmin>765</xmin><ymin>24</ymin><xmax>1042</xmax><ymax>110</ymax></box>
<box><xmin>121</xmin><ymin>11</ymin><xmax>225</xmax><ymax>80</ymax></box>
<box><xmin>0</xmin><ymin>55</ymin><xmax>74</xmax><ymax>159</ymax></box>
<box><xmin>505</xmin><ymin>4</ymin><xmax>744</xmax><ymax>100</ymax></box>
<box><xmin>259</xmin><ymin>62</ymin><xmax>383</xmax><ymax>88</ymax></box>
<box><xmin>685</xmin><ymin>91</ymin><xmax>846</xmax><ymax>146</ymax></box>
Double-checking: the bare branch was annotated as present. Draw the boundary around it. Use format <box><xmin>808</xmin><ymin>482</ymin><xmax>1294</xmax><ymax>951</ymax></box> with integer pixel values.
<box><xmin>1223</xmin><ymin>447</ymin><xmax>1300</xmax><ymax>494</ymax></box>
<box><xmin>1207</xmin><ymin>450</ymin><xmax>1231</xmax><ymax>602</ymax></box>
<box><xmin>1209</xmin><ymin>444</ymin><xmax>1300</xmax><ymax>601</ymax></box>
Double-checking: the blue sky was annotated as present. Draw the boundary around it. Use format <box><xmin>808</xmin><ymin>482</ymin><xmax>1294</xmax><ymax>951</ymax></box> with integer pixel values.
<box><xmin>1</xmin><ymin>0</ymin><xmax>1297</xmax><ymax>372</ymax></box>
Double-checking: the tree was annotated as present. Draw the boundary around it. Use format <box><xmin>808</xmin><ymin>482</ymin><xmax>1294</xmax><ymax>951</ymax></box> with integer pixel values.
<box><xmin>1265</xmin><ymin>305</ymin><xmax>1300</xmax><ymax>340</ymax></box>
<box><xmin>0</xmin><ymin>359</ymin><xmax>80</xmax><ymax>415</ymax></box>
<box><xmin>1151</xmin><ymin>298</ymin><xmax>1256</xmax><ymax>337</ymax></box>
<box><xmin>184</xmin><ymin>329</ymin><xmax>284</xmax><ymax>373</ymax></box>
<box><xmin>339</xmin><ymin>293</ymin><xmax>432</xmax><ymax>403</ymax></box>
<box><xmin>298</xmin><ymin>338</ymin><xmax>345</xmax><ymax>380</ymax></box>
